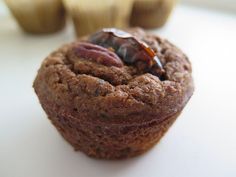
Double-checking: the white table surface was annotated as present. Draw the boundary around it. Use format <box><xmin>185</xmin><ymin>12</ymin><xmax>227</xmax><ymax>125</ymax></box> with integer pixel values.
<box><xmin>1</xmin><ymin>3</ymin><xmax>236</xmax><ymax>177</ymax></box>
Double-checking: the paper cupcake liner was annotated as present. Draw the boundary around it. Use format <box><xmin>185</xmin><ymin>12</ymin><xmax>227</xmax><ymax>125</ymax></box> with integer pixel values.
<box><xmin>5</xmin><ymin>0</ymin><xmax>66</xmax><ymax>34</ymax></box>
<box><xmin>130</xmin><ymin>0</ymin><xmax>176</xmax><ymax>28</ymax></box>
<box><xmin>63</xmin><ymin>0</ymin><xmax>134</xmax><ymax>37</ymax></box>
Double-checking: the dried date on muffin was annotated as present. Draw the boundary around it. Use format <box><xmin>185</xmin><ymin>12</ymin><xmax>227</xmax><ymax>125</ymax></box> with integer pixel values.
<box><xmin>33</xmin><ymin>27</ymin><xmax>194</xmax><ymax>159</ymax></box>
<box><xmin>89</xmin><ymin>28</ymin><xmax>164</xmax><ymax>77</ymax></box>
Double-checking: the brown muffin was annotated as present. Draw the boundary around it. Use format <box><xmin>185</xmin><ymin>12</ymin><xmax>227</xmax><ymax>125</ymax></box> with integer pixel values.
<box><xmin>130</xmin><ymin>0</ymin><xmax>176</xmax><ymax>28</ymax></box>
<box><xmin>33</xmin><ymin>28</ymin><xmax>194</xmax><ymax>159</ymax></box>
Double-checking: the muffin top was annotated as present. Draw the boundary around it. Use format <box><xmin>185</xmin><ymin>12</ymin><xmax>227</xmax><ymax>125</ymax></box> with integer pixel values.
<box><xmin>34</xmin><ymin>28</ymin><xmax>193</xmax><ymax>124</ymax></box>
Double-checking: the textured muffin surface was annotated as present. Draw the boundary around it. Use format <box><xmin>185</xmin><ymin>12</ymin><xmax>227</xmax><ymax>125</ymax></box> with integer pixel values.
<box><xmin>33</xmin><ymin>28</ymin><xmax>194</xmax><ymax>159</ymax></box>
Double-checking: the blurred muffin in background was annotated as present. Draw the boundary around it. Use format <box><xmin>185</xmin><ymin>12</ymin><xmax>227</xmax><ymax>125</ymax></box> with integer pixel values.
<box><xmin>63</xmin><ymin>0</ymin><xmax>134</xmax><ymax>37</ymax></box>
<box><xmin>5</xmin><ymin>0</ymin><xmax>65</xmax><ymax>34</ymax></box>
<box><xmin>130</xmin><ymin>0</ymin><xmax>176</xmax><ymax>28</ymax></box>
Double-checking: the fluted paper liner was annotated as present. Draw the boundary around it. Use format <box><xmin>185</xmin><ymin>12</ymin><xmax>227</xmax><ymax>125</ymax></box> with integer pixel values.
<box><xmin>130</xmin><ymin>0</ymin><xmax>176</xmax><ymax>28</ymax></box>
<box><xmin>63</xmin><ymin>0</ymin><xmax>134</xmax><ymax>37</ymax></box>
<box><xmin>5</xmin><ymin>0</ymin><xmax>65</xmax><ymax>34</ymax></box>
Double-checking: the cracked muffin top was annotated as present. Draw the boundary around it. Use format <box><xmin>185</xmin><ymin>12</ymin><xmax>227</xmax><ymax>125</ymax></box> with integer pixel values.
<box><xmin>34</xmin><ymin>28</ymin><xmax>194</xmax><ymax>124</ymax></box>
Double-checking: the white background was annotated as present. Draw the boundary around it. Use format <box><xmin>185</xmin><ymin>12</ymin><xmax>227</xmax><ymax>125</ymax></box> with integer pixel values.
<box><xmin>0</xmin><ymin>2</ymin><xmax>236</xmax><ymax>177</ymax></box>
<box><xmin>183</xmin><ymin>0</ymin><xmax>236</xmax><ymax>12</ymax></box>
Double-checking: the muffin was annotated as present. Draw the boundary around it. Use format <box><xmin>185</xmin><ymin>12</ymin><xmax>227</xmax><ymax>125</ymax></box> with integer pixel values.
<box><xmin>130</xmin><ymin>0</ymin><xmax>176</xmax><ymax>28</ymax></box>
<box><xmin>33</xmin><ymin>28</ymin><xmax>194</xmax><ymax>159</ymax></box>
<box><xmin>5</xmin><ymin>0</ymin><xmax>65</xmax><ymax>34</ymax></box>
<box><xmin>63</xmin><ymin>0</ymin><xmax>134</xmax><ymax>37</ymax></box>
